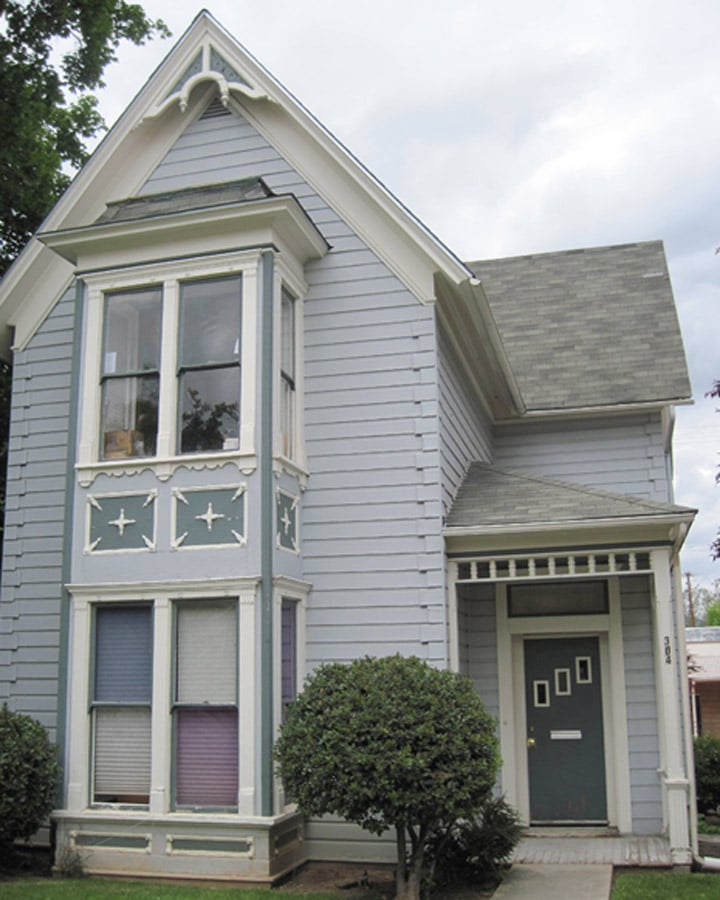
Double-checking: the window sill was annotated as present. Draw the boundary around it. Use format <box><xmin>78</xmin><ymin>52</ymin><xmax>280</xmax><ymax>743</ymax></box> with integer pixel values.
<box><xmin>272</xmin><ymin>454</ymin><xmax>309</xmax><ymax>490</ymax></box>
<box><xmin>77</xmin><ymin>452</ymin><xmax>258</xmax><ymax>487</ymax></box>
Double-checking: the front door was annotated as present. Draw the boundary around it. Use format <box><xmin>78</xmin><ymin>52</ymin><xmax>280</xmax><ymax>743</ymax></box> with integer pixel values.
<box><xmin>524</xmin><ymin>636</ymin><xmax>607</xmax><ymax>824</ymax></box>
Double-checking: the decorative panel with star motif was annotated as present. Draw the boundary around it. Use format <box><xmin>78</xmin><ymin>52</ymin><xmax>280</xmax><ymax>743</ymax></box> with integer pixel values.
<box><xmin>87</xmin><ymin>491</ymin><xmax>157</xmax><ymax>553</ymax></box>
<box><xmin>172</xmin><ymin>485</ymin><xmax>246</xmax><ymax>549</ymax></box>
<box><xmin>276</xmin><ymin>489</ymin><xmax>299</xmax><ymax>553</ymax></box>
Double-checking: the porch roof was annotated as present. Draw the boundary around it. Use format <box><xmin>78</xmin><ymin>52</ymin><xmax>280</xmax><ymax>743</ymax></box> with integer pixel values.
<box><xmin>446</xmin><ymin>463</ymin><xmax>696</xmax><ymax>532</ymax></box>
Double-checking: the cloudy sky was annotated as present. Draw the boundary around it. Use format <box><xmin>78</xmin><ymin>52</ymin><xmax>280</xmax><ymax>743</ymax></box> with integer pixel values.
<box><xmin>95</xmin><ymin>0</ymin><xmax>719</xmax><ymax>589</ymax></box>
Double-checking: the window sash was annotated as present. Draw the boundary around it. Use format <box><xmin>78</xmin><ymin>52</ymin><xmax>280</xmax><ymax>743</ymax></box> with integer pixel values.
<box><xmin>93</xmin><ymin>706</ymin><xmax>151</xmax><ymax>803</ymax></box>
<box><xmin>281</xmin><ymin>599</ymin><xmax>297</xmax><ymax>721</ymax></box>
<box><xmin>94</xmin><ymin>605</ymin><xmax>152</xmax><ymax>703</ymax></box>
<box><xmin>175</xmin><ymin>708</ymin><xmax>238</xmax><ymax>808</ymax></box>
<box><xmin>176</xmin><ymin>601</ymin><xmax>237</xmax><ymax>705</ymax></box>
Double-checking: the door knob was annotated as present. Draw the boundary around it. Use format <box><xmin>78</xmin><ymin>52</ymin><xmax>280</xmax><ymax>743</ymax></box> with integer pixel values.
<box><xmin>527</xmin><ymin>737</ymin><xmax>536</xmax><ymax>749</ymax></box>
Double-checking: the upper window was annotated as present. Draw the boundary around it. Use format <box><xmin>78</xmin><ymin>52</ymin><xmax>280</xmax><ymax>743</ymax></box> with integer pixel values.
<box><xmin>101</xmin><ymin>288</ymin><xmax>161</xmax><ymax>459</ymax></box>
<box><xmin>279</xmin><ymin>288</ymin><xmax>296</xmax><ymax>460</ymax></box>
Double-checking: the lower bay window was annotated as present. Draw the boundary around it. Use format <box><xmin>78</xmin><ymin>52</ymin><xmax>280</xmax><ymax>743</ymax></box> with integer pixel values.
<box><xmin>68</xmin><ymin>580</ymin><xmax>306</xmax><ymax>818</ymax></box>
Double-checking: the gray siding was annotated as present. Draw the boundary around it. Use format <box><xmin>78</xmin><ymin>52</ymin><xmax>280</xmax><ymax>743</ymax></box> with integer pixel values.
<box><xmin>621</xmin><ymin>575</ymin><xmax>663</xmax><ymax>834</ymax></box>
<box><xmin>493</xmin><ymin>413</ymin><xmax>671</xmax><ymax>502</ymax></box>
<box><xmin>457</xmin><ymin>583</ymin><xmax>498</xmax><ymax>721</ymax></box>
<box><xmin>142</xmin><ymin>105</ymin><xmax>448</xmax><ymax>667</ymax></box>
<box><xmin>0</xmin><ymin>286</ymin><xmax>75</xmax><ymax>738</ymax></box>
<box><xmin>437</xmin><ymin>324</ymin><xmax>493</xmax><ymax>516</ymax></box>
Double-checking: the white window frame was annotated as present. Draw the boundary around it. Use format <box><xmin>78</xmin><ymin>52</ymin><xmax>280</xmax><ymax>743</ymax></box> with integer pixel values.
<box><xmin>66</xmin><ymin>578</ymin><xmax>260</xmax><ymax>818</ymax></box>
<box><xmin>77</xmin><ymin>251</ymin><xmax>262</xmax><ymax>486</ymax></box>
<box><xmin>273</xmin><ymin>260</ymin><xmax>307</xmax><ymax>479</ymax></box>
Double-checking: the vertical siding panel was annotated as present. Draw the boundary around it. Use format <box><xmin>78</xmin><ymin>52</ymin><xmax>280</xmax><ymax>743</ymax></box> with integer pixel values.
<box><xmin>0</xmin><ymin>287</ymin><xmax>74</xmax><ymax>738</ymax></box>
<box><xmin>621</xmin><ymin>575</ymin><xmax>663</xmax><ymax>834</ymax></box>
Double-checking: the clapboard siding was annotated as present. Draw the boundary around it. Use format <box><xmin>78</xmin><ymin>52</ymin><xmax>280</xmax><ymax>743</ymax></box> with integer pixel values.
<box><xmin>0</xmin><ymin>286</ymin><xmax>75</xmax><ymax>738</ymax></box>
<box><xmin>620</xmin><ymin>576</ymin><xmax>663</xmax><ymax>834</ymax></box>
<box><xmin>493</xmin><ymin>414</ymin><xmax>671</xmax><ymax>501</ymax></box>
<box><xmin>457</xmin><ymin>583</ymin><xmax>499</xmax><ymax>721</ymax></box>
<box><xmin>141</xmin><ymin>105</ymin><xmax>447</xmax><ymax>667</ymax></box>
<box><xmin>437</xmin><ymin>325</ymin><xmax>493</xmax><ymax>515</ymax></box>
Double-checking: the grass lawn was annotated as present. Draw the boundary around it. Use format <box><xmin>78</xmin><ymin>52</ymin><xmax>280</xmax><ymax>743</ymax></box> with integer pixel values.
<box><xmin>612</xmin><ymin>870</ymin><xmax>720</xmax><ymax>899</ymax></box>
<box><xmin>0</xmin><ymin>880</ymin><xmax>339</xmax><ymax>900</ymax></box>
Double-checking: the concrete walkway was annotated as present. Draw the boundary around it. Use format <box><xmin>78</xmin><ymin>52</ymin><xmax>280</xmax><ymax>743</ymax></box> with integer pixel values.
<box><xmin>493</xmin><ymin>863</ymin><xmax>613</xmax><ymax>900</ymax></box>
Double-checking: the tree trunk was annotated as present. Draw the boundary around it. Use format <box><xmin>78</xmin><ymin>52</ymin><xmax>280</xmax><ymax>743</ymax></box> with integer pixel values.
<box><xmin>395</xmin><ymin>825</ymin><xmax>424</xmax><ymax>900</ymax></box>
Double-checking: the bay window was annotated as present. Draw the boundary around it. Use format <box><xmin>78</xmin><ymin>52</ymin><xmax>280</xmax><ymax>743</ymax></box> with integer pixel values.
<box><xmin>92</xmin><ymin>604</ymin><xmax>153</xmax><ymax>804</ymax></box>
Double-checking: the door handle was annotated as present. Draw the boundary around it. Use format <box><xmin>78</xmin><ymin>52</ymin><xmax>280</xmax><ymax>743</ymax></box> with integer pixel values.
<box><xmin>527</xmin><ymin>737</ymin><xmax>536</xmax><ymax>749</ymax></box>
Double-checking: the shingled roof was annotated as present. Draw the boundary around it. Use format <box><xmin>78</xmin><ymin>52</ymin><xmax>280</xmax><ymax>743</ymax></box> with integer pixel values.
<box><xmin>467</xmin><ymin>241</ymin><xmax>692</xmax><ymax>412</ymax></box>
<box><xmin>446</xmin><ymin>462</ymin><xmax>695</xmax><ymax>531</ymax></box>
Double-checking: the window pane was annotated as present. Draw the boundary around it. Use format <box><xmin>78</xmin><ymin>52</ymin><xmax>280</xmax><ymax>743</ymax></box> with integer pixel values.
<box><xmin>94</xmin><ymin>707</ymin><xmax>151</xmax><ymax>803</ymax></box>
<box><xmin>104</xmin><ymin>288</ymin><xmax>161</xmax><ymax>375</ymax></box>
<box><xmin>280</xmin><ymin>290</ymin><xmax>295</xmax><ymax>379</ymax></box>
<box><xmin>508</xmin><ymin>581</ymin><xmax>608</xmax><ymax>617</ymax></box>
<box><xmin>95</xmin><ymin>605</ymin><xmax>152</xmax><ymax>702</ymax></box>
<box><xmin>176</xmin><ymin>602</ymin><xmax>236</xmax><ymax>704</ymax></box>
<box><xmin>102</xmin><ymin>374</ymin><xmax>158</xmax><ymax>458</ymax></box>
<box><xmin>180</xmin><ymin>276</ymin><xmax>241</xmax><ymax>367</ymax></box>
<box><xmin>281</xmin><ymin>600</ymin><xmax>297</xmax><ymax>720</ymax></box>
<box><xmin>179</xmin><ymin>367</ymin><xmax>239</xmax><ymax>453</ymax></box>
<box><xmin>176</xmin><ymin>708</ymin><xmax>238</xmax><ymax>808</ymax></box>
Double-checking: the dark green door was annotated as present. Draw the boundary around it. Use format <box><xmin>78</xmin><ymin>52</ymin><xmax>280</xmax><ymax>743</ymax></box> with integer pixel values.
<box><xmin>524</xmin><ymin>636</ymin><xmax>607</xmax><ymax>824</ymax></box>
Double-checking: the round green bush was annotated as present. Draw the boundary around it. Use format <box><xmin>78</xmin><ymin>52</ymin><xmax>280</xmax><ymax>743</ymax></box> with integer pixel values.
<box><xmin>0</xmin><ymin>705</ymin><xmax>59</xmax><ymax>847</ymax></box>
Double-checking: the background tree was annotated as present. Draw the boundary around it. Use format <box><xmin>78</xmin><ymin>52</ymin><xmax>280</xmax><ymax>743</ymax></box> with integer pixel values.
<box><xmin>274</xmin><ymin>655</ymin><xmax>500</xmax><ymax>900</ymax></box>
<box><xmin>0</xmin><ymin>1</ymin><xmax>169</xmax><ymax>545</ymax></box>
<box><xmin>685</xmin><ymin>578</ymin><xmax>720</xmax><ymax>627</ymax></box>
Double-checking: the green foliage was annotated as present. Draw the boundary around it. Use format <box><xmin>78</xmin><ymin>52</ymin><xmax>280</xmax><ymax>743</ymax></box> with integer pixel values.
<box><xmin>697</xmin><ymin>813</ymin><xmax>720</xmax><ymax>835</ymax></box>
<box><xmin>426</xmin><ymin>796</ymin><xmax>522</xmax><ymax>889</ymax></box>
<box><xmin>0</xmin><ymin>1</ymin><xmax>169</xmax><ymax>275</ymax></box>
<box><xmin>694</xmin><ymin>734</ymin><xmax>720</xmax><ymax>813</ymax></box>
<box><xmin>0</xmin><ymin>705</ymin><xmax>60</xmax><ymax>847</ymax></box>
<box><xmin>705</xmin><ymin>602</ymin><xmax>720</xmax><ymax>627</ymax></box>
<box><xmin>274</xmin><ymin>655</ymin><xmax>500</xmax><ymax>900</ymax></box>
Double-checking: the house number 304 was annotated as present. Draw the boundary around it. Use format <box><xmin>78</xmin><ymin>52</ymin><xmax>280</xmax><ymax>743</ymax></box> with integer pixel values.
<box><xmin>664</xmin><ymin>636</ymin><xmax>672</xmax><ymax>665</ymax></box>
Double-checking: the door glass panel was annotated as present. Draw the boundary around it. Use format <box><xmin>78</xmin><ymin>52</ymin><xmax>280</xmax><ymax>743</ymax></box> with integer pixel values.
<box><xmin>576</xmin><ymin>656</ymin><xmax>593</xmax><ymax>684</ymax></box>
<box><xmin>554</xmin><ymin>668</ymin><xmax>571</xmax><ymax>696</ymax></box>
<box><xmin>533</xmin><ymin>680</ymin><xmax>550</xmax><ymax>707</ymax></box>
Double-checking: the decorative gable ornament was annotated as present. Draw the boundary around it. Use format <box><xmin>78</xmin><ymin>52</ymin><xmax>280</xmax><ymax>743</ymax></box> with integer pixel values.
<box><xmin>142</xmin><ymin>41</ymin><xmax>274</xmax><ymax>122</ymax></box>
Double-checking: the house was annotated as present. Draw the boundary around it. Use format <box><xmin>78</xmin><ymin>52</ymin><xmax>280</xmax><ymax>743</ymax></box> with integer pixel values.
<box><xmin>0</xmin><ymin>10</ymin><xmax>698</xmax><ymax>881</ymax></box>
<box><xmin>687</xmin><ymin>627</ymin><xmax>720</xmax><ymax>738</ymax></box>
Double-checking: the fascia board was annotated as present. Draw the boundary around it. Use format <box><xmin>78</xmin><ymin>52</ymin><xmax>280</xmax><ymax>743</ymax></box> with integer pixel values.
<box><xmin>444</xmin><ymin>511</ymin><xmax>696</xmax><ymax>552</ymax></box>
<box><xmin>39</xmin><ymin>196</ymin><xmax>328</xmax><ymax>270</ymax></box>
<box><xmin>496</xmin><ymin>396</ymin><xmax>694</xmax><ymax>423</ymax></box>
<box><xmin>435</xmin><ymin>271</ymin><xmax>524</xmax><ymax>419</ymax></box>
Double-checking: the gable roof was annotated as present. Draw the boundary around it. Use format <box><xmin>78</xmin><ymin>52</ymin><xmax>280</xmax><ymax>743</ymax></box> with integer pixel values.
<box><xmin>468</xmin><ymin>241</ymin><xmax>692</xmax><ymax>413</ymax></box>
<box><xmin>445</xmin><ymin>462</ymin><xmax>696</xmax><ymax>532</ymax></box>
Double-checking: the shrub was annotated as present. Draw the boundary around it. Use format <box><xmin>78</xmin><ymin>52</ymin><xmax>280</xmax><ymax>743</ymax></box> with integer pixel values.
<box><xmin>274</xmin><ymin>655</ymin><xmax>500</xmax><ymax>900</ymax></box>
<box><xmin>426</xmin><ymin>796</ymin><xmax>522</xmax><ymax>890</ymax></box>
<box><xmin>695</xmin><ymin>735</ymin><xmax>720</xmax><ymax>813</ymax></box>
<box><xmin>0</xmin><ymin>705</ymin><xmax>59</xmax><ymax>848</ymax></box>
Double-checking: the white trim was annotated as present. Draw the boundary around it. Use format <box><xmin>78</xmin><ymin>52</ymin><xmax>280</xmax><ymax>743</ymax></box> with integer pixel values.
<box><xmin>84</xmin><ymin>489</ymin><xmax>158</xmax><ymax>555</ymax></box>
<box><xmin>272</xmin><ymin>579</ymin><xmax>308</xmax><ymax>812</ymax></box>
<box><xmin>170</xmin><ymin>483</ymin><xmax>247</xmax><ymax>550</ymax></box>
<box><xmin>64</xmin><ymin>581</ymin><xmax>261</xmax><ymax>821</ymax></box>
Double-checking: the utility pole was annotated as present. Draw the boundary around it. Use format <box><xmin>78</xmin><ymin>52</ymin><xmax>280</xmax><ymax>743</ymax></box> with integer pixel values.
<box><xmin>685</xmin><ymin>572</ymin><xmax>695</xmax><ymax>627</ymax></box>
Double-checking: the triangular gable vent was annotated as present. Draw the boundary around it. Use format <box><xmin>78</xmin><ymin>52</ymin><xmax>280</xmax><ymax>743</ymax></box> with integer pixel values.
<box><xmin>143</xmin><ymin>40</ymin><xmax>273</xmax><ymax>122</ymax></box>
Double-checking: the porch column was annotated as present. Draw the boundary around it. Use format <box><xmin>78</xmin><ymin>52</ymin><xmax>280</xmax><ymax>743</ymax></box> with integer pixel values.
<box><xmin>650</xmin><ymin>548</ymin><xmax>691</xmax><ymax>864</ymax></box>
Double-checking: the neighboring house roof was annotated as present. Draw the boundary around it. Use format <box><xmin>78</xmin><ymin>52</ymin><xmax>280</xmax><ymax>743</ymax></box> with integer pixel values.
<box><xmin>468</xmin><ymin>241</ymin><xmax>692</xmax><ymax>413</ymax></box>
<box><xmin>445</xmin><ymin>462</ymin><xmax>696</xmax><ymax>531</ymax></box>
<box><xmin>686</xmin><ymin>630</ymin><xmax>720</xmax><ymax>683</ymax></box>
